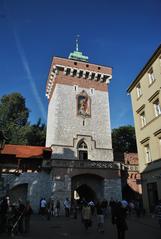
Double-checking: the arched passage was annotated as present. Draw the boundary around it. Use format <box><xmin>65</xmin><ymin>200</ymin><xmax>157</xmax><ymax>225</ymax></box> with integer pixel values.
<box><xmin>76</xmin><ymin>184</ymin><xmax>96</xmax><ymax>202</ymax></box>
<box><xmin>9</xmin><ymin>183</ymin><xmax>28</xmax><ymax>204</ymax></box>
<box><xmin>71</xmin><ymin>174</ymin><xmax>104</xmax><ymax>202</ymax></box>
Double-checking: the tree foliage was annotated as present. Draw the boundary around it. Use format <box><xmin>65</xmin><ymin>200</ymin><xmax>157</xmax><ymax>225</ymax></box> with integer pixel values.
<box><xmin>0</xmin><ymin>93</ymin><xmax>46</xmax><ymax>146</ymax></box>
<box><xmin>26</xmin><ymin>118</ymin><xmax>46</xmax><ymax>146</ymax></box>
<box><xmin>112</xmin><ymin>125</ymin><xmax>137</xmax><ymax>153</ymax></box>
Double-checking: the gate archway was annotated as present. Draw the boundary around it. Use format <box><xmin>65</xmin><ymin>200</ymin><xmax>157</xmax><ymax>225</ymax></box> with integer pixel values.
<box><xmin>9</xmin><ymin>183</ymin><xmax>28</xmax><ymax>204</ymax></box>
<box><xmin>71</xmin><ymin>174</ymin><xmax>104</xmax><ymax>202</ymax></box>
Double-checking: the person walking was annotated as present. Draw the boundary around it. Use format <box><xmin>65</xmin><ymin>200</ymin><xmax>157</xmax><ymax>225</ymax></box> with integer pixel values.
<box><xmin>24</xmin><ymin>201</ymin><xmax>33</xmax><ymax>233</ymax></box>
<box><xmin>64</xmin><ymin>198</ymin><xmax>70</xmax><ymax>217</ymax></box>
<box><xmin>82</xmin><ymin>202</ymin><xmax>92</xmax><ymax>230</ymax></box>
<box><xmin>113</xmin><ymin>201</ymin><xmax>128</xmax><ymax>239</ymax></box>
<box><xmin>55</xmin><ymin>200</ymin><xmax>60</xmax><ymax>216</ymax></box>
<box><xmin>0</xmin><ymin>196</ymin><xmax>8</xmax><ymax>233</ymax></box>
<box><xmin>96</xmin><ymin>201</ymin><xmax>105</xmax><ymax>233</ymax></box>
<box><xmin>40</xmin><ymin>198</ymin><xmax>47</xmax><ymax>216</ymax></box>
<box><xmin>17</xmin><ymin>199</ymin><xmax>25</xmax><ymax>234</ymax></box>
<box><xmin>154</xmin><ymin>199</ymin><xmax>161</xmax><ymax>229</ymax></box>
<box><xmin>109</xmin><ymin>197</ymin><xmax>117</xmax><ymax>224</ymax></box>
<box><xmin>50</xmin><ymin>199</ymin><xmax>55</xmax><ymax>216</ymax></box>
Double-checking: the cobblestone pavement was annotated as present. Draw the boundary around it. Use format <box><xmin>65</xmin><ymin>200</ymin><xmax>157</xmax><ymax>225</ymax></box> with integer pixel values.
<box><xmin>1</xmin><ymin>213</ymin><xmax>160</xmax><ymax>239</ymax></box>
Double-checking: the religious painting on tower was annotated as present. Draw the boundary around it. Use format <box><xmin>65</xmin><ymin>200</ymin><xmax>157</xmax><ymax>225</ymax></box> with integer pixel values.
<box><xmin>77</xmin><ymin>91</ymin><xmax>91</xmax><ymax>117</ymax></box>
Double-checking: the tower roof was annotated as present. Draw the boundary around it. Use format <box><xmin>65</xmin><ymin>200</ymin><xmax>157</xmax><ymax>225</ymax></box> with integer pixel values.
<box><xmin>68</xmin><ymin>50</ymin><xmax>88</xmax><ymax>62</ymax></box>
<box><xmin>68</xmin><ymin>35</ymin><xmax>89</xmax><ymax>62</ymax></box>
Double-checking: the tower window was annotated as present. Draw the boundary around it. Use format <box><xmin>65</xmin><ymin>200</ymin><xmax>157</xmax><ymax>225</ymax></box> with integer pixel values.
<box><xmin>90</xmin><ymin>88</ymin><xmax>95</xmax><ymax>95</ymax></box>
<box><xmin>73</xmin><ymin>85</ymin><xmax>78</xmax><ymax>91</ymax></box>
<box><xmin>79</xmin><ymin>141</ymin><xmax>87</xmax><ymax>149</ymax></box>
<box><xmin>78</xmin><ymin>141</ymin><xmax>88</xmax><ymax>160</ymax></box>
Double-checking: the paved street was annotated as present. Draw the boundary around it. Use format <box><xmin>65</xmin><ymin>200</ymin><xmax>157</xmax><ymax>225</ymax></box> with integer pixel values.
<box><xmin>1</xmin><ymin>213</ymin><xmax>160</xmax><ymax>239</ymax></box>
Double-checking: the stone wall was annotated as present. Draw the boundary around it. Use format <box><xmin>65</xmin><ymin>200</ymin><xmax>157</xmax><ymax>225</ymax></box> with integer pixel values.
<box><xmin>104</xmin><ymin>178</ymin><xmax>122</xmax><ymax>201</ymax></box>
<box><xmin>46</xmin><ymin>84</ymin><xmax>113</xmax><ymax>161</ymax></box>
<box><xmin>3</xmin><ymin>172</ymin><xmax>52</xmax><ymax>213</ymax></box>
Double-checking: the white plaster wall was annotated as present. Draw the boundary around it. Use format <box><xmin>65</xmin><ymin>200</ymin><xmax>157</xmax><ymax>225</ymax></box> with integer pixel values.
<box><xmin>46</xmin><ymin>84</ymin><xmax>113</xmax><ymax>161</ymax></box>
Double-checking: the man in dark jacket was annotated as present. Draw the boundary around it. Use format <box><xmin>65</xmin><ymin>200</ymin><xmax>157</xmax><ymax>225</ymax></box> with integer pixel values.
<box><xmin>114</xmin><ymin>201</ymin><xmax>128</xmax><ymax>239</ymax></box>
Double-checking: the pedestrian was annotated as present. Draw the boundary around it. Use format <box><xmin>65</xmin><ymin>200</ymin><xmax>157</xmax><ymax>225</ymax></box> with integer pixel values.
<box><xmin>109</xmin><ymin>197</ymin><xmax>117</xmax><ymax>224</ymax></box>
<box><xmin>128</xmin><ymin>201</ymin><xmax>135</xmax><ymax>216</ymax></box>
<box><xmin>17</xmin><ymin>199</ymin><xmax>25</xmax><ymax>234</ymax></box>
<box><xmin>101</xmin><ymin>199</ymin><xmax>108</xmax><ymax>217</ymax></box>
<box><xmin>88</xmin><ymin>200</ymin><xmax>95</xmax><ymax>216</ymax></box>
<box><xmin>50</xmin><ymin>199</ymin><xmax>55</xmax><ymax>216</ymax></box>
<box><xmin>154</xmin><ymin>199</ymin><xmax>161</xmax><ymax>229</ymax></box>
<box><xmin>135</xmin><ymin>199</ymin><xmax>141</xmax><ymax>217</ymax></box>
<box><xmin>24</xmin><ymin>200</ymin><xmax>33</xmax><ymax>233</ymax></box>
<box><xmin>40</xmin><ymin>198</ymin><xmax>47</xmax><ymax>216</ymax></box>
<box><xmin>55</xmin><ymin>199</ymin><xmax>60</xmax><ymax>216</ymax></box>
<box><xmin>96</xmin><ymin>201</ymin><xmax>105</xmax><ymax>233</ymax></box>
<box><xmin>82</xmin><ymin>202</ymin><xmax>92</xmax><ymax>230</ymax></box>
<box><xmin>64</xmin><ymin>198</ymin><xmax>70</xmax><ymax>217</ymax></box>
<box><xmin>71</xmin><ymin>199</ymin><xmax>78</xmax><ymax>219</ymax></box>
<box><xmin>113</xmin><ymin>201</ymin><xmax>128</xmax><ymax>239</ymax></box>
<box><xmin>0</xmin><ymin>196</ymin><xmax>8</xmax><ymax>233</ymax></box>
<box><xmin>46</xmin><ymin>199</ymin><xmax>52</xmax><ymax>220</ymax></box>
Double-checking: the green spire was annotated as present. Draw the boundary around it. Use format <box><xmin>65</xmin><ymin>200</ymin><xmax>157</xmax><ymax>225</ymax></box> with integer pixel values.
<box><xmin>68</xmin><ymin>35</ymin><xmax>89</xmax><ymax>62</ymax></box>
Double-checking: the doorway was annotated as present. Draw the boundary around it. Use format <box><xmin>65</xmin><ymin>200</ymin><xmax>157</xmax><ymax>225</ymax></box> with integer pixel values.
<box><xmin>71</xmin><ymin>174</ymin><xmax>104</xmax><ymax>203</ymax></box>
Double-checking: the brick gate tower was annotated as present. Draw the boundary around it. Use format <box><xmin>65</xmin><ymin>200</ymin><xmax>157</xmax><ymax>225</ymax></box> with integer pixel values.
<box><xmin>45</xmin><ymin>41</ymin><xmax>122</xmax><ymax>204</ymax></box>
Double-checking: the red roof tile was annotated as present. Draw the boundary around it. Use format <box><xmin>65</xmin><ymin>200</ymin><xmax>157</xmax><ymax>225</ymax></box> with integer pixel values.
<box><xmin>1</xmin><ymin>144</ymin><xmax>51</xmax><ymax>158</ymax></box>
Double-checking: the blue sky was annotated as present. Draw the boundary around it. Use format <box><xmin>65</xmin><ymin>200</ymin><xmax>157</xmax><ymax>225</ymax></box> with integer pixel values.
<box><xmin>0</xmin><ymin>0</ymin><xmax>161</xmax><ymax>129</ymax></box>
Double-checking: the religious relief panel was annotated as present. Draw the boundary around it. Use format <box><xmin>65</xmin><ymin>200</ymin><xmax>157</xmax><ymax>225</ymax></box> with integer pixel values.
<box><xmin>77</xmin><ymin>91</ymin><xmax>91</xmax><ymax>117</ymax></box>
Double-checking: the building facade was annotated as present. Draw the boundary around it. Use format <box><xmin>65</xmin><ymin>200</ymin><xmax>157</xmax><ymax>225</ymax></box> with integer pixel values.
<box><xmin>121</xmin><ymin>153</ymin><xmax>142</xmax><ymax>201</ymax></box>
<box><xmin>45</xmin><ymin>48</ymin><xmax>122</xmax><ymax>205</ymax></box>
<box><xmin>128</xmin><ymin>44</ymin><xmax>161</xmax><ymax>212</ymax></box>
<box><xmin>0</xmin><ymin>47</ymin><xmax>122</xmax><ymax>212</ymax></box>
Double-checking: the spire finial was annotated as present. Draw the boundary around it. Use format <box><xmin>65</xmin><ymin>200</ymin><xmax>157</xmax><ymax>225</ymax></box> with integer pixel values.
<box><xmin>68</xmin><ymin>35</ymin><xmax>88</xmax><ymax>62</ymax></box>
<box><xmin>76</xmin><ymin>34</ymin><xmax>80</xmax><ymax>52</ymax></box>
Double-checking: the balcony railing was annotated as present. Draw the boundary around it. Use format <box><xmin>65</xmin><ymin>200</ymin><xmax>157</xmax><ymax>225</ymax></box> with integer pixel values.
<box><xmin>43</xmin><ymin>159</ymin><xmax>121</xmax><ymax>170</ymax></box>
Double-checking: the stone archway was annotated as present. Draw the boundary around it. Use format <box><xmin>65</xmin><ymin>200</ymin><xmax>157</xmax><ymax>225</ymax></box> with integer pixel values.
<box><xmin>71</xmin><ymin>174</ymin><xmax>104</xmax><ymax>202</ymax></box>
<box><xmin>9</xmin><ymin>183</ymin><xmax>28</xmax><ymax>204</ymax></box>
<box><xmin>75</xmin><ymin>184</ymin><xmax>96</xmax><ymax>201</ymax></box>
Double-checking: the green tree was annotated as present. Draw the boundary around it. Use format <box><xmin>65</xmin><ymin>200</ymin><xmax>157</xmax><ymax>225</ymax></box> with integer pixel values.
<box><xmin>0</xmin><ymin>92</ymin><xmax>46</xmax><ymax>146</ymax></box>
<box><xmin>0</xmin><ymin>93</ymin><xmax>30</xmax><ymax>144</ymax></box>
<box><xmin>112</xmin><ymin>125</ymin><xmax>137</xmax><ymax>153</ymax></box>
<box><xmin>26</xmin><ymin>118</ymin><xmax>46</xmax><ymax>146</ymax></box>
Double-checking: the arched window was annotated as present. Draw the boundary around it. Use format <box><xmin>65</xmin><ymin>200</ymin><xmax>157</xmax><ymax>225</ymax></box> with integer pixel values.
<box><xmin>78</xmin><ymin>141</ymin><xmax>88</xmax><ymax>160</ymax></box>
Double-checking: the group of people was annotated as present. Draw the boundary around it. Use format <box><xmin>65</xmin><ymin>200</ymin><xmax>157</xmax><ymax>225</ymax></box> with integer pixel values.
<box><xmin>39</xmin><ymin>197</ymin><xmax>61</xmax><ymax>219</ymax></box>
<box><xmin>1</xmin><ymin>195</ymin><xmax>160</xmax><ymax>238</ymax></box>
<box><xmin>79</xmin><ymin>198</ymin><xmax>128</xmax><ymax>238</ymax></box>
<box><xmin>62</xmin><ymin>197</ymin><xmax>128</xmax><ymax>238</ymax></box>
<box><xmin>0</xmin><ymin>196</ymin><xmax>33</xmax><ymax>236</ymax></box>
